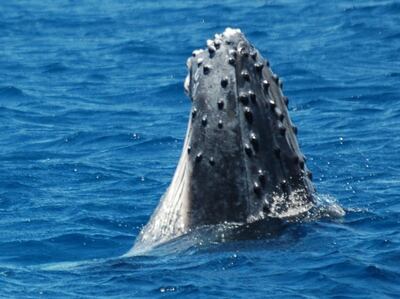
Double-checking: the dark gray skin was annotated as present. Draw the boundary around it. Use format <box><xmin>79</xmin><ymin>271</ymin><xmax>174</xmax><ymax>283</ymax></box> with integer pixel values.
<box><xmin>133</xmin><ymin>28</ymin><xmax>315</xmax><ymax>250</ymax></box>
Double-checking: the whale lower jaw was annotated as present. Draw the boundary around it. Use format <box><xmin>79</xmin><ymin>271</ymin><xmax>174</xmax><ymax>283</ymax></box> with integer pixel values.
<box><xmin>133</xmin><ymin>124</ymin><xmax>192</xmax><ymax>248</ymax></box>
<box><xmin>133</xmin><ymin>28</ymin><xmax>315</xmax><ymax>250</ymax></box>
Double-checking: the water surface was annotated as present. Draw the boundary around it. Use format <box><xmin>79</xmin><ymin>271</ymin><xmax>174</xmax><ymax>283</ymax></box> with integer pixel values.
<box><xmin>0</xmin><ymin>1</ymin><xmax>399</xmax><ymax>298</ymax></box>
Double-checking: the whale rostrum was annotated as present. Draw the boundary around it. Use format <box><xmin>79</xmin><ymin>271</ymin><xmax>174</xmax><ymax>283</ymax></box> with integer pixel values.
<box><xmin>134</xmin><ymin>28</ymin><xmax>315</xmax><ymax>249</ymax></box>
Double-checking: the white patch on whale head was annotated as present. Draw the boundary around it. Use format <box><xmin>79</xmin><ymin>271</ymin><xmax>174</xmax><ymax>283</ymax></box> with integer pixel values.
<box><xmin>184</xmin><ymin>73</ymin><xmax>190</xmax><ymax>95</ymax></box>
<box><xmin>192</xmin><ymin>49</ymin><xmax>204</xmax><ymax>56</ymax></box>
<box><xmin>223</xmin><ymin>27</ymin><xmax>242</xmax><ymax>39</ymax></box>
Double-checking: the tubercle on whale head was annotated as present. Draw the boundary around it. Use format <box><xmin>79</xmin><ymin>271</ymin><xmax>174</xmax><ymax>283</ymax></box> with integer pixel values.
<box><xmin>184</xmin><ymin>28</ymin><xmax>243</xmax><ymax>99</ymax></box>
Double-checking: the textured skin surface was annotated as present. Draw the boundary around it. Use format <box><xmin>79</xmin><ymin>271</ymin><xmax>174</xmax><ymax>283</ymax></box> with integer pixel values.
<box><xmin>135</xmin><ymin>29</ymin><xmax>315</xmax><ymax>248</ymax></box>
<box><xmin>185</xmin><ymin>29</ymin><xmax>315</xmax><ymax>224</ymax></box>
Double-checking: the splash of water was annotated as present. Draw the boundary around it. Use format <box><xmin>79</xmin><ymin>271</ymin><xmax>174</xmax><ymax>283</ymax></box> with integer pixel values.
<box><xmin>127</xmin><ymin>193</ymin><xmax>345</xmax><ymax>257</ymax></box>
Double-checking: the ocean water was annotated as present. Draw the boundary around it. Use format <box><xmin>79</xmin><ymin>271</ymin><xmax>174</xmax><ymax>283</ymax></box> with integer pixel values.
<box><xmin>0</xmin><ymin>0</ymin><xmax>399</xmax><ymax>298</ymax></box>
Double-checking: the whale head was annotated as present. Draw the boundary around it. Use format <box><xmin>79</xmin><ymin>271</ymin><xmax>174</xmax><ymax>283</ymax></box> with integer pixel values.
<box><xmin>183</xmin><ymin>28</ymin><xmax>314</xmax><ymax>225</ymax></box>
<box><xmin>134</xmin><ymin>28</ymin><xmax>315</xmax><ymax>250</ymax></box>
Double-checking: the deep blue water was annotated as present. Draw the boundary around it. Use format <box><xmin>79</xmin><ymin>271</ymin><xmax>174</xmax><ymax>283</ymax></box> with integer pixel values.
<box><xmin>1</xmin><ymin>0</ymin><xmax>399</xmax><ymax>298</ymax></box>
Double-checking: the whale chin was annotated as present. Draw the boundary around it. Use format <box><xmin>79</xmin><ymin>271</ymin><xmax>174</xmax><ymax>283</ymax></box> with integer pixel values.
<box><xmin>133</xmin><ymin>28</ymin><xmax>315</xmax><ymax>250</ymax></box>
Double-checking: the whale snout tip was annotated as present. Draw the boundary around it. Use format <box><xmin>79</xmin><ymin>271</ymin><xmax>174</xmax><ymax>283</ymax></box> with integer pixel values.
<box><xmin>184</xmin><ymin>27</ymin><xmax>247</xmax><ymax>99</ymax></box>
<box><xmin>221</xmin><ymin>27</ymin><xmax>242</xmax><ymax>39</ymax></box>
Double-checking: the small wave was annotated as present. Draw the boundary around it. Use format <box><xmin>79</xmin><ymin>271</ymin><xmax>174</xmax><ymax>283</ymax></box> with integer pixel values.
<box><xmin>60</xmin><ymin>108</ymin><xmax>141</xmax><ymax>119</ymax></box>
<box><xmin>42</xmin><ymin>62</ymin><xmax>68</xmax><ymax>74</ymax></box>
<box><xmin>343</xmin><ymin>1</ymin><xmax>400</xmax><ymax>14</ymax></box>
<box><xmin>311</xmin><ymin>194</ymin><xmax>346</xmax><ymax>219</ymax></box>
<box><xmin>114</xmin><ymin>40</ymin><xmax>162</xmax><ymax>56</ymax></box>
<box><xmin>388</xmin><ymin>72</ymin><xmax>400</xmax><ymax>78</ymax></box>
<box><xmin>0</xmin><ymin>86</ymin><xmax>25</xmax><ymax>98</ymax></box>
<box><xmin>0</xmin><ymin>150</ymin><xmax>82</xmax><ymax>162</ymax></box>
<box><xmin>86</xmin><ymin>73</ymin><xmax>108</xmax><ymax>81</ymax></box>
<box><xmin>148</xmin><ymin>81</ymin><xmax>184</xmax><ymax>97</ymax></box>
<box><xmin>136</xmin><ymin>136</ymin><xmax>181</xmax><ymax>147</ymax></box>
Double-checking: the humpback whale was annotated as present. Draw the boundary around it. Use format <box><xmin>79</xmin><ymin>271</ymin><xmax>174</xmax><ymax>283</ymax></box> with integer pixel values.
<box><xmin>133</xmin><ymin>28</ymin><xmax>316</xmax><ymax>251</ymax></box>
